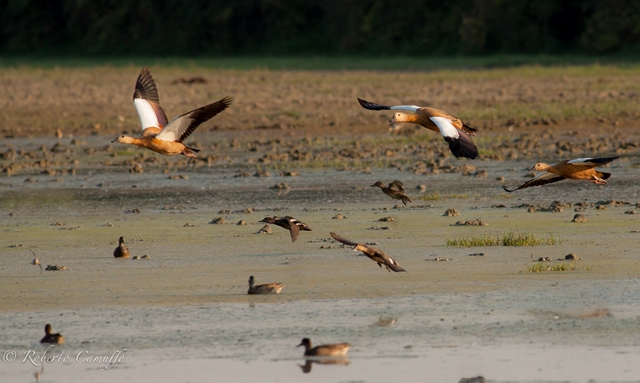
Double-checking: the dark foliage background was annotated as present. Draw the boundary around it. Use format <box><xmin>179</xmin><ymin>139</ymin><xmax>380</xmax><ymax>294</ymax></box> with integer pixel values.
<box><xmin>2</xmin><ymin>0</ymin><xmax>639</xmax><ymax>56</ymax></box>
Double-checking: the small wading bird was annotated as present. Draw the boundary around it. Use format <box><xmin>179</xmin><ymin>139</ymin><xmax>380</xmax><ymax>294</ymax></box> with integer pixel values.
<box><xmin>111</xmin><ymin>67</ymin><xmax>232</xmax><ymax>157</ymax></box>
<box><xmin>329</xmin><ymin>232</ymin><xmax>406</xmax><ymax>272</ymax></box>
<box><xmin>297</xmin><ymin>338</ymin><xmax>350</xmax><ymax>357</ymax></box>
<box><xmin>259</xmin><ymin>216</ymin><xmax>312</xmax><ymax>242</ymax></box>
<box><xmin>41</xmin><ymin>324</ymin><xmax>65</xmax><ymax>344</ymax></box>
<box><xmin>357</xmin><ymin>98</ymin><xmax>478</xmax><ymax>159</ymax></box>
<box><xmin>113</xmin><ymin>236</ymin><xmax>130</xmax><ymax>258</ymax></box>
<box><xmin>502</xmin><ymin>156</ymin><xmax>619</xmax><ymax>192</ymax></box>
<box><xmin>371</xmin><ymin>180</ymin><xmax>412</xmax><ymax>205</ymax></box>
<box><xmin>247</xmin><ymin>275</ymin><xmax>284</xmax><ymax>294</ymax></box>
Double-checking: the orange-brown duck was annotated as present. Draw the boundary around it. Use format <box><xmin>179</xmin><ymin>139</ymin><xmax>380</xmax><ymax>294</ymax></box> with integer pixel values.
<box><xmin>503</xmin><ymin>156</ymin><xmax>618</xmax><ymax>192</ymax></box>
<box><xmin>112</xmin><ymin>67</ymin><xmax>232</xmax><ymax>157</ymax></box>
<box><xmin>358</xmin><ymin>98</ymin><xmax>478</xmax><ymax>159</ymax></box>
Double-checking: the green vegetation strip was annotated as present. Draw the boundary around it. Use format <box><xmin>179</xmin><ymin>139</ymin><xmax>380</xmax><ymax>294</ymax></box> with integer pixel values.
<box><xmin>526</xmin><ymin>263</ymin><xmax>593</xmax><ymax>273</ymax></box>
<box><xmin>445</xmin><ymin>232</ymin><xmax>557</xmax><ymax>247</ymax></box>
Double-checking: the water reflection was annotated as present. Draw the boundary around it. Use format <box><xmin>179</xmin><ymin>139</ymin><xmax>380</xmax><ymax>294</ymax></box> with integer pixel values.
<box><xmin>297</xmin><ymin>358</ymin><xmax>350</xmax><ymax>374</ymax></box>
<box><xmin>370</xmin><ymin>316</ymin><xmax>397</xmax><ymax>327</ymax></box>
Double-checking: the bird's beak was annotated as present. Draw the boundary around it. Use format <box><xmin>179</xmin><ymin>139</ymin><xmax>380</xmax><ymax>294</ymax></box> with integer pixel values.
<box><xmin>370</xmin><ymin>184</ymin><xmax>377</xmax><ymax>187</ymax></box>
<box><xmin>296</xmin><ymin>342</ymin><xmax>303</xmax><ymax>347</ymax></box>
<box><xmin>111</xmin><ymin>137</ymin><xmax>119</xmax><ymax>143</ymax></box>
<box><xmin>527</xmin><ymin>165</ymin><xmax>535</xmax><ymax>171</ymax></box>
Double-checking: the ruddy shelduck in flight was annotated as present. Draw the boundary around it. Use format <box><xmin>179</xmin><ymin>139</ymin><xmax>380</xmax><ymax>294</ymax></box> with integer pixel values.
<box><xmin>112</xmin><ymin>67</ymin><xmax>232</xmax><ymax>157</ymax></box>
<box><xmin>502</xmin><ymin>156</ymin><xmax>619</xmax><ymax>192</ymax></box>
<box><xmin>357</xmin><ymin>98</ymin><xmax>478</xmax><ymax>159</ymax></box>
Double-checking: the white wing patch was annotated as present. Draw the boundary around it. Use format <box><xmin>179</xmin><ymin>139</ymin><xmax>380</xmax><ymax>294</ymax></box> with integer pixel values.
<box><xmin>154</xmin><ymin>115</ymin><xmax>186</xmax><ymax>142</ymax></box>
<box><xmin>134</xmin><ymin>98</ymin><xmax>161</xmax><ymax>131</ymax></box>
<box><xmin>429</xmin><ymin>116</ymin><xmax>460</xmax><ymax>139</ymax></box>
<box><xmin>567</xmin><ymin>157</ymin><xmax>594</xmax><ymax>165</ymax></box>
<box><xmin>389</xmin><ymin>105</ymin><xmax>421</xmax><ymax>112</ymax></box>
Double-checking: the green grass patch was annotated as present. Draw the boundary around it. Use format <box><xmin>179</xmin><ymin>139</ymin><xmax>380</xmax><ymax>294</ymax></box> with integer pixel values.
<box><xmin>418</xmin><ymin>191</ymin><xmax>474</xmax><ymax>201</ymax></box>
<box><xmin>445</xmin><ymin>232</ymin><xmax>558</xmax><ymax>247</ymax></box>
<box><xmin>525</xmin><ymin>262</ymin><xmax>592</xmax><ymax>273</ymax></box>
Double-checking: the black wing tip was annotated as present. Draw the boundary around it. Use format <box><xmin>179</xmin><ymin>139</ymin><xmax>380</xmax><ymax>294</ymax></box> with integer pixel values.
<box><xmin>357</xmin><ymin>97</ymin><xmax>389</xmax><ymax>111</ymax></box>
<box><xmin>501</xmin><ymin>185</ymin><xmax>516</xmax><ymax>193</ymax></box>
<box><xmin>133</xmin><ymin>66</ymin><xmax>160</xmax><ymax>103</ymax></box>
<box><xmin>220</xmin><ymin>96</ymin><xmax>233</xmax><ymax>108</ymax></box>
<box><xmin>592</xmin><ymin>156</ymin><xmax>619</xmax><ymax>164</ymax></box>
<box><xmin>445</xmin><ymin>137</ymin><xmax>479</xmax><ymax>159</ymax></box>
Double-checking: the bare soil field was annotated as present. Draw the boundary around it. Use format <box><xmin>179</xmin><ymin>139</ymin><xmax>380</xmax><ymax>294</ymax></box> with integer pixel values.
<box><xmin>1</xmin><ymin>65</ymin><xmax>640</xmax><ymax>382</ymax></box>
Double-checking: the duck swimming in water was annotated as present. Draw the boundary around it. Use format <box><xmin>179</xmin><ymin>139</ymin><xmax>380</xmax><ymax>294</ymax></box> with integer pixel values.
<box><xmin>40</xmin><ymin>324</ymin><xmax>65</xmax><ymax>344</ymax></box>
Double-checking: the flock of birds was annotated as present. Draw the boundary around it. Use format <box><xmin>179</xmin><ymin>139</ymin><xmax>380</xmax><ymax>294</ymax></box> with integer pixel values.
<box><xmin>41</xmin><ymin>67</ymin><xmax>620</xmax><ymax>360</ymax></box>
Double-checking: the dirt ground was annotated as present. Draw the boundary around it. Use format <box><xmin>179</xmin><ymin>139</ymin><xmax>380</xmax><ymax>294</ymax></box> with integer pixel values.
<box><xmin>1</xmin><ymin>65</ymin><xmax>640</xmax><ymax>382</ymax></box>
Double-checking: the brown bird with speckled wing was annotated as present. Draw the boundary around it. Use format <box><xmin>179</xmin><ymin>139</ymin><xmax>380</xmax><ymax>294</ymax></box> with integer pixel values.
<box><xmin>297</xmin><ymin>338</ymin><xmax>350</xmax><ymax>357</ymax></box>
<box><xmin>371</xmin><ymin>180</ymin><xmax>412</xmax><ymax>205</ymax></box>
<box><xmin>247</xmin><ymin>275</ymin><xmax>284</xmax><ymax>294</ymax></box>
<box><xmin>111</xmin><ymin>67</ymin><xmax>232</xmax><ymax>157</ymax></box>
<box><xmin>330</xmin><ymin>232</ymin><xmax>406</xmax><ymax>272</ymax></box>
<box><xmin>259</xmin><ymin>216</ymin><xmax>312</xmax><ymax>242</ymax></box>
<box><xmin>357</xmin><ymin>98</ymin><xmax>478</xmax><ymax>159</ymax></box>
<box><xmin>502</xmin><ymin>156</ymin><xmax>618</xmax><ymax>192</ymax></box>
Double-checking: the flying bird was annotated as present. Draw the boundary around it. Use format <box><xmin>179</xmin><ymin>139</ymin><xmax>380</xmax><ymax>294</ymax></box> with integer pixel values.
<box><xmin>371</xmin><ymin>180</ymin><xmax>412</xmax><ymax>205</ymax></box>
<box><xmin>502</xmin><ymin>156</ymin><xmax>618</xmax><ymax>192</ymax></box>
<box><xmin>357</xmin><ymin>98</ymin><xmax>478</xmax><ymax>159</ymax></box>
<box><xmin>112</xmin><ymin>67</ymin><xmax>232</xmax><ymax>157</ymax></box>
<box><xmin>259</xmin><ymin>216</ymin><xmax>312</xmax><ymax>242</ymax></box>
<box><xmin>329</xmin><ymin>232</ymin><xmax>406</xmax><ymax>272</ymax></box>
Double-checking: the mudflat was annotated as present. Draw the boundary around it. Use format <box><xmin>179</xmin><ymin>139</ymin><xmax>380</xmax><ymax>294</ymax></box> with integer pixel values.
<box><xmin>1</xmin><ymin>65</ymin><xmax>639</xmax><ymax>382</ymax></box>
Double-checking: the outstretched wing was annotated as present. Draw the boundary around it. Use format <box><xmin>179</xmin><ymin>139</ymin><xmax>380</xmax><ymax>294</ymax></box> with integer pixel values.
<box><xmin>388</xmin><ymin>180</ymin><xmax>406</xmax><ymax>192</ymax></box>
<box><xmin>284</xmin><ymin>216</ymin><xmax>301</xmax><ymax>242</ymax></box>
<box><xmin>430</xmin><ymin>116</ymin><xmax>478</xmax><ymax>159</ymax></box>
<box><xmin>155</xmin><ymin>97</ymin><xmax>232</xmax><ymax>142</ymax></box>
<box><xmin>357</xmin><ymin>98</ymin><xmax>421</xmax><ymax>112</ymax></box>
<box><xmin>502</xmin><ymin>172</ymin><xmax>566</xmax><ymax>192</ymax></box>
<box><xmin>329</xmin><ymin>232</ymin><xmax>360</xmax><ymax>247</ymax></box>
<box><xmin>133</xmin><ymin>67</ymin><xmax>169</xmax><ymax>130</ymax></box>
<box><xmin>567</xmin><ymin>156</ymin><xmax>619</xmax><ymax>166</ymax></box>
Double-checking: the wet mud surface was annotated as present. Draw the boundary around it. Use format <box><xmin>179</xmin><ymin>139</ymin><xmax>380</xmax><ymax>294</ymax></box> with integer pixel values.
<box><xmin>1</xmin><ymin>66</ymin><xmax>640</xmax><ymax>382</ymax></box>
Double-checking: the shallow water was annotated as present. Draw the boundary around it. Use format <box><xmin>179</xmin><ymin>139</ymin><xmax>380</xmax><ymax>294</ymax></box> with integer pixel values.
<box><xmin>1</xmin><ymin>135</ymin><xmax>640</xmax><ymax>382</ymax></box>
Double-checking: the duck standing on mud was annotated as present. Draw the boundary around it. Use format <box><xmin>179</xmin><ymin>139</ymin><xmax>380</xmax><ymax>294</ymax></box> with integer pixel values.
<box><xmin>112</xmin><ymin>67</ymin><xmax>232</xmax><ymax>157</ymax></box>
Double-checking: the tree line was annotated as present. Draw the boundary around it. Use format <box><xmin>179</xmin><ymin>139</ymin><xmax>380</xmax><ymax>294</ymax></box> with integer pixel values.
<box><xmin>2</xmin><ymin>0</ymin><xmax>639</xmax><ymax>56</ymax></box>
